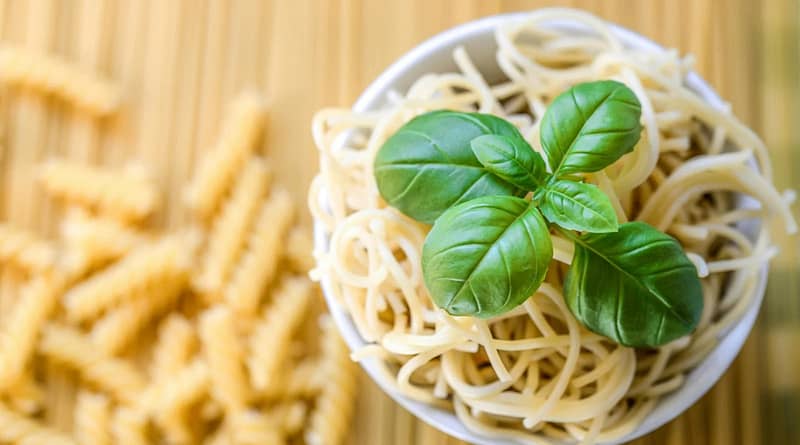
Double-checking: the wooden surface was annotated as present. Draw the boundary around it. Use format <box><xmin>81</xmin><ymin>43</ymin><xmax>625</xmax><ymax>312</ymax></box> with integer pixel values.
<box><xmin>0</xmin><ymin>1</ymin><xmax>798</xmax><ymax>444</ymax></box>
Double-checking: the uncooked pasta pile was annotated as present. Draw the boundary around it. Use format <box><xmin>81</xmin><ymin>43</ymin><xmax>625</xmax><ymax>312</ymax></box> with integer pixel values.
<box><xmin>310</xmin><ymin>8</ymin><xmax>796</xmax><ymax>445</ymax></box>
<box><xmin>0</xmin><ymin>46</ymin><xmax>356</xmax><ymax>444</ymax></box>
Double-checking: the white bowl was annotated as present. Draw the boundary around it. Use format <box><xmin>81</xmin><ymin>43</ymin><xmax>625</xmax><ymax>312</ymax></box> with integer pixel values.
<box><xmin>313</xmin><ymin>11</ymin><xmax>767</xmax><ymax>445</ymax></box>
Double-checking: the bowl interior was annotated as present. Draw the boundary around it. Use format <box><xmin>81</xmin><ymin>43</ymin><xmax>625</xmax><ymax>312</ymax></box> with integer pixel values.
<box><xmin>315</xmin><ymin>12</ymin><xmax>767</xmax><ymax>445</ymax></box>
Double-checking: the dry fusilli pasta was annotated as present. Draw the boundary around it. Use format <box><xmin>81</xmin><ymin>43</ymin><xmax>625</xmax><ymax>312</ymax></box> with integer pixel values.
<box><xmin>225</xmin><ymin>189</ymin><xmax>294</xmax><ymax>314</ymax></box>
<box><xmin>142</xmin><ymin>358</ymin><xmax>208</xmax><ymax>444</ymax></box>
<box><xmin>286</xmin><ymin>227</ymin><xmax>315</xmax><ymax>273</ymax></box>
<box><xmin>247</xmin><ymin>276</ymin><xmax>312</xmax><ymax>391</ymax></box>
<box><xmin>150</xmin><ymin>314</ymin><xmax>196</xmax><ymax>381</ymax></box>
<box><xmin>147</xmin><ymin>315</ymin><xmax>198</xmax><ymax>444</ymax></box>
<box><xmin>64</xmin><ymin>232</ymin><xmax>195</xmax><ymax>322</ymax></box>
<box><xmin>74</xmin><ymin>391</ymin><xmax>111</xmax><ymax>445</ymax></box>
<box><xmin>0</xmin><ymin>402</ymin><xmax>76</xmax><ymax>445</ymax></box>
<box><xmin>0</xmin><ymin>275</ymin><xmax>65</xmax><ymax>389</ymax></box>
<box><xmin>5</xmin><ymin>373</ymin><xmax>44</xmax><ymax>415</ymax></box>
<box><xmin>199</xmin><ymin>306</ymin><xmax>250</xmax><ymax>411</ymax></box>
<box><xmin>0</xmin><ymin>45</ymin><xmax>120</xmax><ymax>115</ymax></box>
<box><xmin>264</xmin><ymin>358</ymin><xmax>324</xmax><ymax>400</ymax></box>
<box><xmin>305</xmin><ymin>317</ymin><xmax>357</xmax><ymax>445</ymax></box>
<box><xmin>111</xmin><ymin>407</ymin><xmax>149</xmax><ymax>445</ymax></box>
<box><xmin>91</xmin><ymin>272</ymin><xmax>188</xmax><ymax>355</ymax></box>
<box><xmin>60</xmin><ymin>209</ymin><xmax>146</xmax><ymax>273</ymax></box>
<box><xmin>39</xmin><ymin>160</ymin><xmax>159</xmax><ymax>222</ymax></box>
<box><xmin>0</xmin><ymin>223</ymin><xmax>57</xmax><ymax>272</ymax></box>
<box><xmin>38</xmin><ymin>324</ymin><xmax>146</xmax><ymax>404</ymax></box>
<box><xmin>185</xmin><ymin>92</ymin><xmax>267</xmax><ymax>220</ymax></box>
<box><xmin>194</xmin><ymin>157</ymin><xmax>270</xmax><ymax>295</ymax></box>
<box><xmin>269</xmin><ymin>401</ymin><xmax>308</xmax><ymax>436</ymax></box>
<box><xmin>229</xmin><ymin>409</ymin><xmax>285</xmax><ymax>445</ymax></box>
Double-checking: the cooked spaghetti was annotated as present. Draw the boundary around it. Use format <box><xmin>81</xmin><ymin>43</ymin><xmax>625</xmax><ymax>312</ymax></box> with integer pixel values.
<box><xmin>310</xmin><ymin>9</ymin><xmax>796</xmax><ymax>444</ymax></box>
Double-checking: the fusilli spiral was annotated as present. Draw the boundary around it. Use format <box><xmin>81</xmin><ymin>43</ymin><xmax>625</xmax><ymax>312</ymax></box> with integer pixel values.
<box><xmin>150</xmin><ymin>314</ymin><xmax>197</xmax><ymax>381</ymax></box>
<box><xmin>142</xmin><ymin>359</ymin><xmax>208</xmax><ymax>445</ymax></box>
<box><xmin>39</xmin><ymin>160</ymin><xmax>159</xmax><ymax>222</ymax></box>
<box><xmin>38</xmin><ymin>324</ymin><xmax>147</xmax><ymax>404</ymax></box>
<box><xmin>305</xmin><ymin>317</ymin><xmax>357</xmax><ymax>445</ymax></box>
<box><xmin>194</xmin><ymin>157</ymin><xmax>270</xmax><ymax>295</ymax></box>
<box><xmin>247</xmin><ymin>276</ymin><xmax>312</xmax><ymax>391</ymax></box>
<box><xmin>229</xmin><ymin>410</ymin><xmax>285</xmax><ymax>445</ymax></box>
<box><xmin>225</xmin><ymin>189</ymin><xmax>294</xmax><ymax>314</ymax></box>
<box><xmin>74</xmin><ymin>391</ymin><xmax>112</xmax><ymax>445</ymax></box>
<box><xmin>286</xmin><ymin>226</ymin><xmax>315</xmax><ymax>273</ymax></box>
<box><xmin>111</xmin><ymin>407</ymin><xmax>149</xmax><ymax>445</ymax></box>
<box><xmin>0</xmin><ymin>223</ymin><xmax>57</xmax><ymax>272</ymax></box>
<box><xmin>185</xmin><ymin>92</ymin><xmax>267</xmax><ymax>220</ymax></box>
<box><xmin>60</xmin><ymin>209</ymin><xmax>146</xmax><ymax>273</ymax></box>
<box><xmin>0</xmin><ymin>402</ymin><xmax>76</xmax><ymax>445</ymax></box>
<box><xmin>91</xmin><ymin>271</ymin><xmax>188</xmax><ymax>355</ymax></box>
<box><xmin>199</xmin><ymin>306</ymin><xmax>250</xmax><ymax>412</ymax></box>
<box><xmin>5</xmin><ymin>373</ymin><xmax>44</xmax><ymax>415</ymax></box>
<box><xmin>64</xmin><ymin>232</ymin><xmax>195</xmax><ymax>322</ymax></box>
<box><xmin>0</xmin><ymin>275</ymin><xmax>65</xmax><ymax>389</ymax></box>
<box><xmin>0</xmin><ymin>45</ymin><xmax>120</xmax><ymax>115</ymax></box>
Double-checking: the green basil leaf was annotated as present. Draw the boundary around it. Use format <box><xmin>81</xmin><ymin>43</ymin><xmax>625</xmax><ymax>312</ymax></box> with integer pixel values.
<box><xmin>470</xmin><ymin>134</ymin><xmax>546</xmax><ymax>191</ymax></box>
<box><xmin>374</xmin><ymin>110</ymin><xmax>525</xmax><ymax>224</ymax></box>
<box><xmin>564</xmin><ymin>222</ymin><xmax>703</xmax><ymax>347</ymax></box>
<box><xmin>422</xmin><ymin>195</ymin><xmax>553</xmax><ymax>318</ymax></box>
<box><xmin>539</xmin><ymin>180</ymin><xmax>618</xmax><ymax>233</ymax></box>
<box><xmin>540</xmin><ymin>80</ymin><xmax>642</xmax><ymax>176</ymax></box>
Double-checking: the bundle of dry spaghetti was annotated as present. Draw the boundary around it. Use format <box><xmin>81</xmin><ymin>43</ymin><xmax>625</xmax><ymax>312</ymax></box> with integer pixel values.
<box><xmin>0</xmin><ymin>46</ymin><xmax>356</xmax><ymax>444</ymax></box>
<box><xmin>310</xmin><ymin>8</ymin><xmax>796</xmax><ymax>445</ymax></box>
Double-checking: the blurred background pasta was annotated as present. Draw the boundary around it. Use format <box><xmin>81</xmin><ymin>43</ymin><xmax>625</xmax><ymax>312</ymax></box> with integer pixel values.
<box><xmin>0</xmin><ymin>1</ymin><xmax>797</xmax><ymax>445</ymax></box>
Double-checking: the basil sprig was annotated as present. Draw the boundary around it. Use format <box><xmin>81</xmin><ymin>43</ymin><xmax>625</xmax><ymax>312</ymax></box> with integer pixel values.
<box><xmin>374</xmin><ymin>110</ymin><xmax>528</xmax><ymax>224</ymax></box>
<box><xmin>374</xmin><ymin>80</ymin><xmax>703</xmax><ymax>348</ymax></box>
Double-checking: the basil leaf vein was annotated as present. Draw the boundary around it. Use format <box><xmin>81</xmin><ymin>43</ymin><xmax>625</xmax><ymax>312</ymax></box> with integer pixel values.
<box><xmin>564</xmin><ymin>222</ymin><xmax>703</xmax><ymax>347</ymax></box>
<box><xmin>540</xmin><ymin>80</ymin><xmax>642</xmax><ymax>177</ymax></box>
<box><xmin>422</xmin><ymin>195</ymin><xmax>553</xmax><ymax>318</ymax></box>
<box><xmin>470</xmin><ymin>134</ymin><xmax>546</xmax><ymax>191</ymax></box>
<box><xmin>374</xmin><ymin>110</ymin><xmax>524</xmax><ymax>224</ymax></box>
<box><xmin>539</xmin><ymin>180</ymin><xmax>618</xmax><ymax>233</ymax></box>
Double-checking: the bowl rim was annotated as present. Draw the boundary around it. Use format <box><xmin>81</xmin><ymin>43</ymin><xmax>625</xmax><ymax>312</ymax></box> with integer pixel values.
<box><xmin>313</xmin><ymin>11</ymin><xmax>768</xmax><ymax>445</ymax></box>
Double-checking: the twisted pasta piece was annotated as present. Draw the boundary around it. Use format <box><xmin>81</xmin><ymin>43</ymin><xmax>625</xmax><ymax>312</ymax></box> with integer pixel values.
<box><xmin>64</xmin><ymin>232</ymin><xmax>195</xmax><ymax>322</ymax></box>
<box><xmin>146</xmin><ymin>359</ymin><xmax>209</xmax><ymax>413</ymax></box>
<box><xmin>111</xmin><ymin>407</ymin><xmax>149</xmax><ymax>445</ymax></box>
<box><xmin>247</xmin><ymin>277</ymin><xmax>312</xmax><ymax>391</ymax></box>
<box><xmin>194</xmin><ymin>158</ymin><xmax>271</xmax><ymax>295</ymax></box>
<box><xmin>225</xmin><ymin>189</ymin><xmax>294</xmax><ymax>314</ymax></box>
<box><xmin>60</xmin><ymin>209</ymin><xmax>146</xmax><ymax>273</ymax></box>
<box><xmin>146</xmin><ymin>315</ymin><xmax>198</xmax><ymax>444</ymax></box>
<box><xmin>5</xmin><ymin>373</ymin><xmax>44</xmax><ymax>415</ymax></box>
<box><xmin>74</xmin><ymin>391</ymin><xmax>111</xmax><ymax>445</ymax></box>
<box><xmin>39</xmin><ymin>160</ymin><xmax>160</xmax><ymax>222</ymax></box>
<box><xmin>141</xmin><ymin>359</ymin><xmax>208</xmax><ymax>445</ymax></box>
<box><xmin>285</xmin><ymin>226</ymin><xmax>315</xmax><ymax>273</ymax></box>
<box><xmin>0</xmin><ymin>223</ymin><xmax>57</xmax><ymax>272</ymax></box>
<box><xmin>0</xmin><ymin>275</ymin><xmax>65</xmax><ymax>389</ymax></box>
<box><xmin>91</xmin><ymin>271</ymin><xmax>188</xmax><ymax>355</ymax></box>
<box><xmin>263</xmin><ymin>358</ymin><xmax>324</xmax><ymax>400</ymax></box>
<box><xmin>268</xmin><ymin>401</ymin><xmax>307</xmax><ymax>436</ymax></box>
<box><xmin>0</xmin><ymin>45</ymin><xmax>120</xmax><ymax>115</ymax></box>
<box><xmin>229</xmin><ymin>410</ymin><xmax>285</xmax><ymax>445</ymax></box>
<box><xmin>0</xmin><ymin>402</ymin><xmax>76</xmax><ymax>445</ymax></box>
<box><xmin>199</xmin><ymin>306</ymin><xmax>250</xmax><ymax>412</ymax></box>
<box><xmin>149</xmin><ymin>314</ymin><xmax>196</xmax><ymax>381</ymax></box>
<box><xmin>305</xmin><ymin>318</ymin><xmax>357</xmax><ymax>445</ymax></box>
<box><xmin>185</xmin><ymin>92</ymin><xmax>267</xmax><ymax>220</ymax></box>
<box><xmin>38</xmin><ymin>324</ymin><xmax>146</xmax><ymax>404</ymax></box>
<box><xmin>203</xmin><ymin>426</ymin><xmax>232</xmax><ymax>445</ymax></box>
